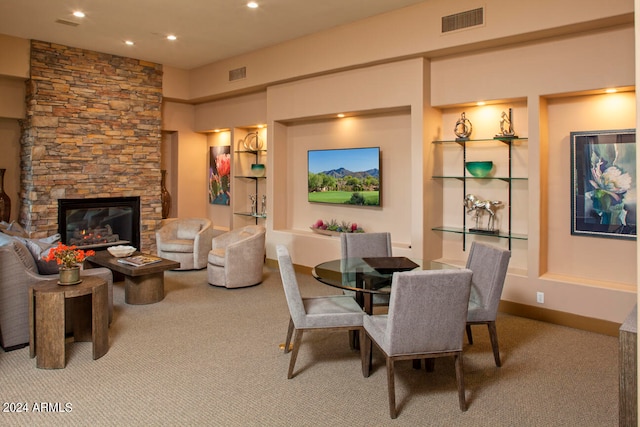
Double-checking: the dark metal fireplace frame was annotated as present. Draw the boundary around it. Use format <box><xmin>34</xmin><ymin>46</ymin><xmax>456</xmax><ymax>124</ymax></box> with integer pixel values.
<box><xmin>58</xmin><ymin>196</ymin><xmax>141</xmax><ymax>250</ymax></box>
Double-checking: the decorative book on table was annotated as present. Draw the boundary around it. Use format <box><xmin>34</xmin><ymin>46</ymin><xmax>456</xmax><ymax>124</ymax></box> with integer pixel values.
<box><xmin>117</xmin><ymin>255</ymin><xmax>162</xmax><ymax>267</ymax></box>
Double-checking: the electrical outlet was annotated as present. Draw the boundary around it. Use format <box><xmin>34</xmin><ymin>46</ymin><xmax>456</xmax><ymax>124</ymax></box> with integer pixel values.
<box><xmin>536</xmin><ymin>291</ymin><xmax>544</xmax><ymax>304</ymax></box>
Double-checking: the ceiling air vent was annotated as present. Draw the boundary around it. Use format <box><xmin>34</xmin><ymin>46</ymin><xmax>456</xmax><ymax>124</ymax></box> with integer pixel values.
<box><xmin>229</xmin><ymin>67</ymin><xmax>247</xmax><ymax>82</ymax></box>
<box><xmin>441</xmin><ymin>7</ymin><xmax>484</xmax><ymax>33</ymax></box>
<box><xmin>55</xmin><ymin>19</ymin><xmax>80</xmax><ymax>27</ymax></box>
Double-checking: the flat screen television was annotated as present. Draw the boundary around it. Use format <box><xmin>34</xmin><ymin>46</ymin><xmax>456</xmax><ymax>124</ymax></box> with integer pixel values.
<box><xmin>307</xmin><ymin>147</ymin><xmax>381</xmax><ymax>206</ymax></box>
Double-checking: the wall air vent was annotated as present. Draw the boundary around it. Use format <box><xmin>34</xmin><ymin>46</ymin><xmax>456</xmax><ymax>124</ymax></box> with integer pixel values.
<box><xmin>441</xmin><ymin>7</ymin><xmax>484</xmax><ymax>33</ymax></box>
<box><xmin>55</xmin><ymin>19</ymin><xmax>80</xmax><ymax>27</ymax></box>
<box><xmin>229</xmin><ymin>67</ymin><xmax>247</xmax><ymax>82</ymax></box>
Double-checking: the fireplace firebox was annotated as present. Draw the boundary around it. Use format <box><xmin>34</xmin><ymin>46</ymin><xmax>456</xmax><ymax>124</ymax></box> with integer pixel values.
<box><xmin>58</xmin><ymin>197</ymin><xmax>141</xmax><ymax>250</ymax></box>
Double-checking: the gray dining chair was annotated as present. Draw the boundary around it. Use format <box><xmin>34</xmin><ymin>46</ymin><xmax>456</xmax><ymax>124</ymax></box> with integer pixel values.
<box><xmin>361</xmin><ymin>269</ymin><xmax>473</xmax><ymax>418</ymax></box>
<box><xmin>276</xmin><ymin>245</ymin><xmax>365</xmax><ymax>379</ymax></box>
<box><xmin>340</xmin><ymin>232</ymin><xmax>392</xmax><ymax>258</ymax></box>
<box><xmin>465</xmin><ymin>241</ymin><xmax>511</xmax><ymax>367</ymax></box>
<box><xmin>340</xmin><ymin>232</ymin><xmax>392</xmax><ymax>306</ymax></box>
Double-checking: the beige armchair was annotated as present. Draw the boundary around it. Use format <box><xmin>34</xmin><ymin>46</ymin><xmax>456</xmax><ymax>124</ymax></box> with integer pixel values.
<box><xmin>156</xmin><ymin>218</ymin><xmax>213</xmax><ymax>270</ymax></box>
<box><xmin>207</xmin><ymin>225</ymin><xmax>266</xmax><ymax>288</ymax></box>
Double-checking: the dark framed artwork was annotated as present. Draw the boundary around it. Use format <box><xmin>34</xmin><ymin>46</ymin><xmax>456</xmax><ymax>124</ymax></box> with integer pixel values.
<box><xmin>570</xmin><ymin>129</ymin><xmax>636</xmax><ymax>240</ymax></box>
<box><xmin>209</xmin><ymin>146</ymin><xmax>231</xmax><ymax>205</ymax></box>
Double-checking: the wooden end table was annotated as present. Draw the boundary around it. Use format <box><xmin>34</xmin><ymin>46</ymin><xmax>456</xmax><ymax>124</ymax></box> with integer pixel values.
<box><xmin>88</xmin><ymin>251</ymin><xmax>180</xmax><ymax>304</ymax></box>
<box><xmin>29</xmin><ymin>276</ymin><xmax>109</xmax><ymax>369</ymax></box>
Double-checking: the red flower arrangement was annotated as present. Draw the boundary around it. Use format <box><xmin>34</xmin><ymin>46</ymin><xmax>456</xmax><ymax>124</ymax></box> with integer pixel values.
<box><xmin>44</xmin><ymin>243</ymin><xmax>95</xmax><ymax>269</ymax></box>
<box><xmin>311</xmin><ymin>219</ymin><xmax>364</xmax><ymax>233</ymax></box>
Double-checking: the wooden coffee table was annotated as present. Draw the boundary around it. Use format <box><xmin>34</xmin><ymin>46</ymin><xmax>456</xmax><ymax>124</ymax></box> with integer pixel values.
<box><xmin>88</xmin><ymin>251</ymin><xmax>180</xmax><ymax>304</ymax></box>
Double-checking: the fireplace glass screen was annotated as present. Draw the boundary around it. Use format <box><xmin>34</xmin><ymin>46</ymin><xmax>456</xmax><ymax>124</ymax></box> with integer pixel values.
<box><xmin>58</xmin><ymin>197</ymin><xmax>140</xmax><ymax>250</ymax></box>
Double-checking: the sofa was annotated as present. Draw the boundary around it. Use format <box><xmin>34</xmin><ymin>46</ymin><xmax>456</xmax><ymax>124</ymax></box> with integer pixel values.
<box><xmin>0</xmin><ymin>232</ymin><xmax>114</xmax><ymax>350</ymax></box>
<box><xmin>207</xmin><ymin>225</ymin><xmax>266</xmax><ymax>288</ymax></box>
<box><xmin>156</xmin><ymin>218</ymin><xmax>213</xmax><ymax>270</ymax></box>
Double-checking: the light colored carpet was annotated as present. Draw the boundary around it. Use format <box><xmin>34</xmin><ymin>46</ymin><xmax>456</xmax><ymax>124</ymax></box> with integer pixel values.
<box><xmin>1</xmin><ymin>266</ymin><xmax>619</xmax><ymax>426</ymax></box>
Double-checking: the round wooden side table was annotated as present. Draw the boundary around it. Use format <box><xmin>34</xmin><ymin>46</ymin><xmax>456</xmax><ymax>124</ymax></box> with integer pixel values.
<box><xmin>29</xmin><ymin>275</ymin><xmax>109</xmax><ymax>369</ymax></box>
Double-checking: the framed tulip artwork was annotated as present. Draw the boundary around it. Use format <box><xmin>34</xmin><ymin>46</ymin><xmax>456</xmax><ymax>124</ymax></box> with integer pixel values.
<box><xmin>570</xmin><ymin>129</ymin><xmax>636</xmax><ymax>240</ymax></box>
<box><xmin>209</xmin><ymin>146</ymin><xmax>231</xmax><ymax>205</ymax></box>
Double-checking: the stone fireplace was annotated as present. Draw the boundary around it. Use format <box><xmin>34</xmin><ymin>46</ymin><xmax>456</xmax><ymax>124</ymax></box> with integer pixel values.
<box><xmin>19</xmin><ymin>41</ymin><xmax>163</xmax><ymax>251</ymax></box>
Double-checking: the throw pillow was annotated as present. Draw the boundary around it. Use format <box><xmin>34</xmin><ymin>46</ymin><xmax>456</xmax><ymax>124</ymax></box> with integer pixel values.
<box><xmin>14</xmin><ymin>234</ymin><xmax>62</xmax><ymax>275</ymax></box>
<box><xmin>0</xmin><ymin>220</ymin><xmax>28</xmax><ymax>237</ymax></box>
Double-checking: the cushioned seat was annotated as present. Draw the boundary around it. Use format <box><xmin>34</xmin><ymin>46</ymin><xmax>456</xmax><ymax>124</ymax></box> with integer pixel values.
<box><xmin>156</xmin><ymin>218</ymin><xmax>213</xmax><ymax>270</ymax></box>
<box><xmin>207</xmin><ymin>225</ymin><xmax>265</xmax><ymax>288</ymax></box>
<box><xmin>0</xmin><ymin>232</ymin><xmax>114</xmax><ymax>350</ymax></box>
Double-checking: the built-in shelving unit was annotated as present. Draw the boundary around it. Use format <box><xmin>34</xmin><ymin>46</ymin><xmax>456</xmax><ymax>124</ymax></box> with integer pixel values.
<box><xmin>234</xmin><ymin>148</ymin><xmax>267</xmax><ymax>222</ymax></box>
<box><xmin>232</xmin><ymin>128</ymin><xmax>267</xmax><ymax>228</ymax></box>
<box><xmin>432</xmin><ymin>136</ymin><xmax>528</xmax><ymax>250</ymax></box>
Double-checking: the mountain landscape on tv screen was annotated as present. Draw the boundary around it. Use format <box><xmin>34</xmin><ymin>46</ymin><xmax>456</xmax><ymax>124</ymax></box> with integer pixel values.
<box><xmin>319</xmin><ymin>167</ymin><xmax>379</xmax><ymax>179</ymax></box>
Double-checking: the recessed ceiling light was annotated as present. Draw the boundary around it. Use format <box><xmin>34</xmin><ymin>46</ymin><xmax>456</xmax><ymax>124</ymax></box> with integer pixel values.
<box><xmin>125</xmin><ymin>40</ymin><xmax>134</xmax><ymax>46</ymax></box>
<box><xmin>72</xmin><ymin>11</ymin><xmax>85</xmax><ymax>18</ymax></box>
<box><xmin>337</xmin><ymin>113</ymin><xmax>345</xmax><ymax>118</ymax></box>
<box><xmin>605</xmin><ymin>88</ymin><xmax>617</xmax><ymax>94</ymax></box>
<box><xmin>476</xmin><ymin>101</ymin><xmax>486</xmax><ymax>106</ymax></box>
<box><xmin>247</xmin><ymin>2</ymin><xmax>259</xmax><ymax>9</ymax></box>
<box><xmin>167</xmin><ymin>35</ymin><xmax>177</xmax><ymax>41</ymax></box>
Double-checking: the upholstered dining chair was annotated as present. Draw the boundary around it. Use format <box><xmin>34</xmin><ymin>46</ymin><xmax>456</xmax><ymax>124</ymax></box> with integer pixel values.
<box><xmin>276</xmin><ymin>245</ymin><xmax>365</xmax><ymax>379</ymax></box>
<box><xmin>361</xmin><ymin>269</ymin><xmax>473</xmax><ymax>419</ymax></box>
<box><xmin>340</xmin><ymin>232</ymin><xmax>392</xmax><ymax>259</ymax></box>
<box><xmin>340</xmin><ymin>232</ymin><xmax>392</xmax><ymax>305</ymax></box>
<box><xmin>465</xmin><ymin>241</ymin><xmax>511</xmax><ymax>367</ymax></box>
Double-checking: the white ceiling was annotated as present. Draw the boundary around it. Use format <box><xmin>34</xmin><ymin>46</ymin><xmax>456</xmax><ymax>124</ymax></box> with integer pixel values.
<box><xmin>0</xmin><ymin>0</ymin><xmax>428</xmax><ymax>70</ymax></box>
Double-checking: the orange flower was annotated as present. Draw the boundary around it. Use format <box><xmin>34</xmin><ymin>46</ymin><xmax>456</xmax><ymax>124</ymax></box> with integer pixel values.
<box><xmin>44</xmin><ymin>242</ymin><xmax>95</xmax><ymax>269</ymax></box>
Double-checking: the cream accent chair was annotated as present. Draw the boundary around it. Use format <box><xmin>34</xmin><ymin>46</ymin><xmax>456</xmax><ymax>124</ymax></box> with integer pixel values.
<box><xmin>156</xmin><ymin>218</ymin><xmax>213</xmax><ymax>270</ymax></box>
<box><xmin>207</xmin><ymin>225</ymin><xmax>266</xmax><ymax>288</ymax></box>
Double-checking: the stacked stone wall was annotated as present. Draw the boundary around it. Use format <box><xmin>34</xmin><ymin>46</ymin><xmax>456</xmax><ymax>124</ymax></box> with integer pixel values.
<box><xmin>20</xmin><ymin>40</ymin><xmax>163</xmax><ymax>251</ymax></box>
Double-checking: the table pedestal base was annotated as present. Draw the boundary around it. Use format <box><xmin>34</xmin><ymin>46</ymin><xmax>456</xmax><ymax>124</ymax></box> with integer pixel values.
<box><xmin>125</xmin><ymin>272</ymin><xmax>165</xmax><ymax>305</ymax></box>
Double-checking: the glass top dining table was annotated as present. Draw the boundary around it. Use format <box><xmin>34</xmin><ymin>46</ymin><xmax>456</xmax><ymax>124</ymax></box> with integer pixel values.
<box><xmin>312</xmin><ymin>256</ymin><xmax>447</xmax><ymax>314</ymax></box>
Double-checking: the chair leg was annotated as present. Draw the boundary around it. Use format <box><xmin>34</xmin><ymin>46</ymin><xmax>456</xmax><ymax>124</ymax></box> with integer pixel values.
<box><xmin>284</xmin><ymin>317</ymin><xmax>294</xmax><ymax>354</ymax></box>
<box><xmin>466</xmin><ymin>324</ymin><xmax>473</xmax><ymax>344</ymax></box>
<box><xmin>287</xmin><ymin>329</ymin><xmax>304</xmax><ymax>379</ymax></box>
<box><xmin>487</xmin><ymin>321</ymin><xmax>501</xmax><ymax>367</ymax></box>
<box><xmin>454</xmin><ymin>352</ymin><xmax>467</xmax><ymax>412</ymax></box>
<box><xmin>386</xmin><ymin>357</ymin><xmax>397</xmax><ymax>419</ymax></box>
<box><xmin>361</xmin><ymin>330</ymin><xmax>371</xmax><ymax>377</ymax></box>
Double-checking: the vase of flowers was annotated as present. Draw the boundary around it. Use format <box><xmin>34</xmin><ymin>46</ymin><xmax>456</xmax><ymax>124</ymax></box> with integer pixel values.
<box><xmin>43</xmin><ymin>243</ymin><xmax>95</xmax><ymax>285</ymax></box>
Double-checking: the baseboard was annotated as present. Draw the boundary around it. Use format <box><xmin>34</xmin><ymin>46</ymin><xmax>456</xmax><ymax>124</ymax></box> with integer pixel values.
<box><xmin>499</xmin><ymin>300</ymin><xmax>621</xmax><ymax>337</ymax></box>
<box><xmin>266</xmin><ymin>257</ymin><xmax>622</xmax><ymax>337</ymax></box>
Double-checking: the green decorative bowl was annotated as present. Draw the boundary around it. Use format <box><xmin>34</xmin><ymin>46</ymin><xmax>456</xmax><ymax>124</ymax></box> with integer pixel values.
<box><xmin>465</xmin><ymin>161</ymin><xmax>493</xmax><ymax>177</ymax></box>
<box><xmin>251</xmin><ymin>163</ymin><xmax>266</xmax><ymax>177</ymax></box>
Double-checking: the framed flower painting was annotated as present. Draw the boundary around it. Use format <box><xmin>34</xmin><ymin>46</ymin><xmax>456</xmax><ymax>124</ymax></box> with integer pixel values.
<box><xmin>209</xmin><ymin>146</ymin><xmax>231</xmax><ymax>205</ymax></box>
<box><xmin>570</xmin><ymin>129</ymin><xmax>636</xmax><ymax>240</ymax></box>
